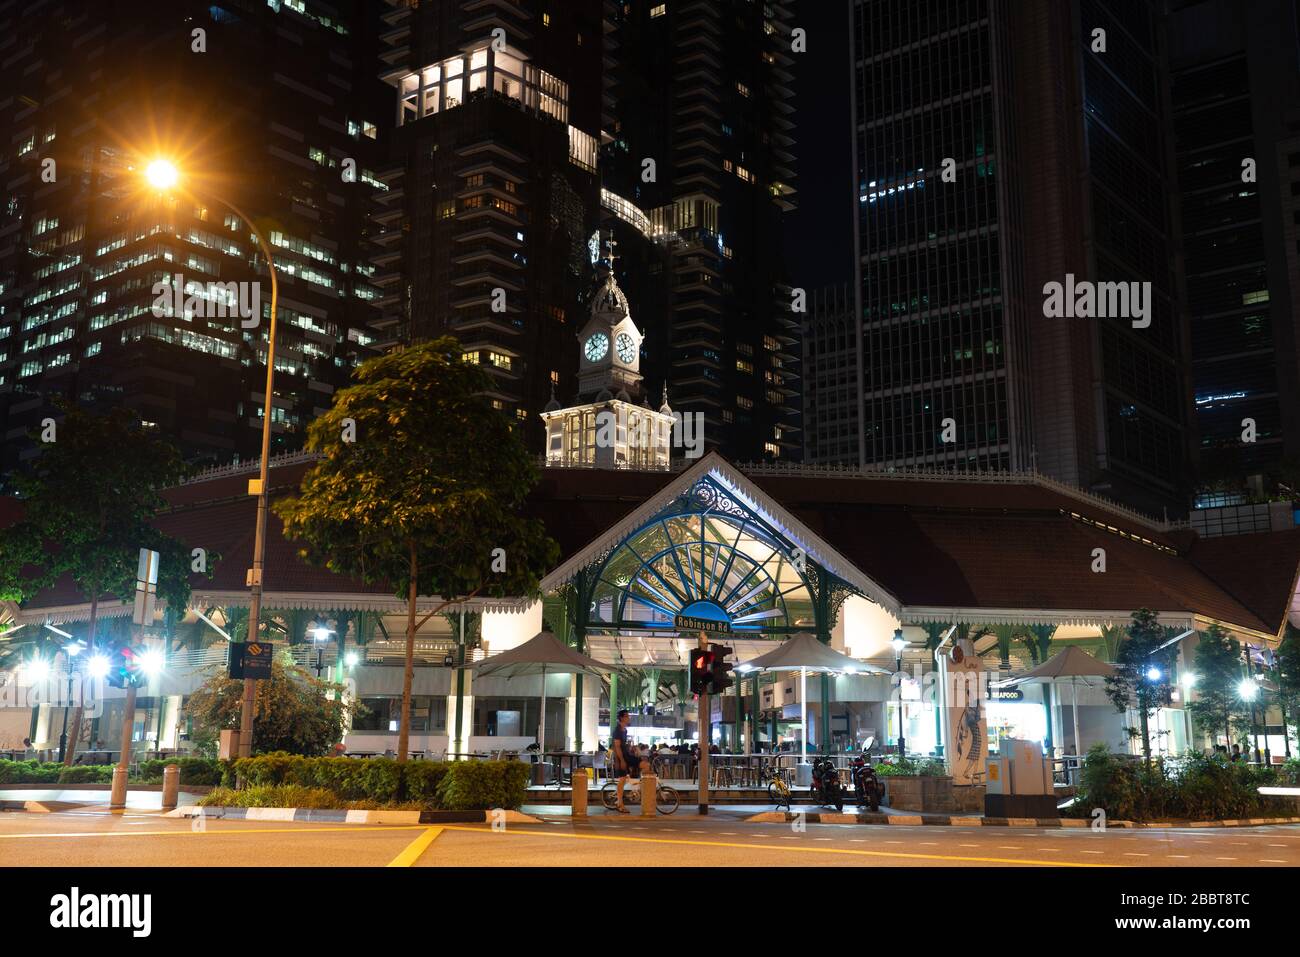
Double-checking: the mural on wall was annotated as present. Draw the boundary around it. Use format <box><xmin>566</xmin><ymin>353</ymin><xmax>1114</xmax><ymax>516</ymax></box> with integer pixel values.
<box><xmin>940</xmin><ymin>637</ymin><xmax>988</xmax><ymax>786</ymax></box>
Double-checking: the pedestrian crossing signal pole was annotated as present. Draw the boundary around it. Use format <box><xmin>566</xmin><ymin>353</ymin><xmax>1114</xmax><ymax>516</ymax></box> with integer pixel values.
<box><xmin>696</xmin><ymin>630</ymin><xmax>709</xmax><ymax>815</ymax></box>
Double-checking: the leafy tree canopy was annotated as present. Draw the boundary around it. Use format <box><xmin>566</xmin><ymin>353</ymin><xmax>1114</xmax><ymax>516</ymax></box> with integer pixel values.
<box><xmin>0</xmin><ymin>401</ymin><xmax>195</xmax><ymax>629</ymax></box>
<box><xmin>274</xmin><ymin>338</ymin><xmax>558</xmax><ymax>602</ymax></box>
<box><xmin>185</xmin><ymin>654</ymin><xmax>356</xmax><ymax>756</ymax></box>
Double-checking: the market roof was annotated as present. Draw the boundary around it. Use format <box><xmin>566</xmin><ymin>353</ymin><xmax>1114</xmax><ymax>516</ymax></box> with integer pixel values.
<box><xmin>5</xmin><ymin>451</ymin><xmax>1299</xmax><ymax>639</ymax></box>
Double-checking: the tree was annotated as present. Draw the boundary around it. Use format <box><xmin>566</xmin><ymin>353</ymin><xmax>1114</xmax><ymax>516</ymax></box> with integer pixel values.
<box><xmin>1105</xmin><ymin>609</ymin><xmax>1179</xmax><ymax>761</ymax></box>
<box><xmin>1186</xmin><ymin>623</ymin><xmax>1243</xmax><ymax>749</ymax></box>
<box><xmin>185</xmin><ymin>654</ymin><xmax>354</xmax><ymax>756</ymax></box>
<box><xmin>0</xmin><ymin>402</ymin><xmax>194</xmax><ymax>763</ymax></box>
<box><xmin>274</xmin><ymin>338</ymin><xmax>559</xmax><ymax>762</ymax></box>
<box><xmin>1274</xmin><ymin>625</ymin><xmax>1300</xmax><ymax>751</ymax></box>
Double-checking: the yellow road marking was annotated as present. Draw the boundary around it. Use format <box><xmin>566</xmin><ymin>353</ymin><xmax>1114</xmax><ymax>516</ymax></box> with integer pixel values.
<box><xmin>437</xmin><ymin>825</ymin><xmax>1114</xmax><ymax>867</ymax></box>
<box><xmin>387</xmin><ymin>827</ymin><xmax>444</xmax><ymax>867</ymax></box>
<box><xmin>0</xmin><ymin>825</ymin><xmax>428</xmax><ymax>840</ymax></box>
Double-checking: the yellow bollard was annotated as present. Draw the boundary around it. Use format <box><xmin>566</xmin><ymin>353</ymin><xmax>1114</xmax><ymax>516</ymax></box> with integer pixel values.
<box><xmin>571</xmin><ymin>766</ymin><xmax>589</xmax><ymax>819</ymax></box>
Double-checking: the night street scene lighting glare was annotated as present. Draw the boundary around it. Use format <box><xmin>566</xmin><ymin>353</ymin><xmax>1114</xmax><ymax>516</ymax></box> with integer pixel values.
<box><xmin>144</xmin><ymin>158</ymin><xmax>179</xmax><ymax>191</ymax></box>
<box><xmin>7</xmin><ymin>0</ymin><xmax>1300</xmax><ymax>913</ymax></box>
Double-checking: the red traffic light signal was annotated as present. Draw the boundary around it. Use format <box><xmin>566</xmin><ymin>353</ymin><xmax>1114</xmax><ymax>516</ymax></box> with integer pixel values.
<box><xmin>690</xmin><ymin>648</ymin><xmax>715</xmax><ymax>695</ymax></box>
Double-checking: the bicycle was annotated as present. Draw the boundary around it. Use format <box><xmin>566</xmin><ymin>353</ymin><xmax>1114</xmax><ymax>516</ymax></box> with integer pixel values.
<box><xmin>601</xmin><ymin>777</ymin><xmax>680</xmax><ymax>814</ymax></box>
<box><xmin>761</xmin><ymin>761</ymin><xmax>793</xmax><ymax>810</ymax></box>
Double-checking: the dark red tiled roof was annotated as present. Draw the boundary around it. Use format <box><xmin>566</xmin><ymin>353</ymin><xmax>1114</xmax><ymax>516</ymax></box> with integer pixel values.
<box><xmin>5</xmin><ymin>458</ymin><xmax>1298</xmax><ymax>636</ymax></box>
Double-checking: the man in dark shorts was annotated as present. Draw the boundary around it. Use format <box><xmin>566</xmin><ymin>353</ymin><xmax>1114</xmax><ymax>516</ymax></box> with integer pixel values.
<box><xmin>611</xmin><ymin>709</ymin><xmax>639</xmax><ymax>812</ymax></box>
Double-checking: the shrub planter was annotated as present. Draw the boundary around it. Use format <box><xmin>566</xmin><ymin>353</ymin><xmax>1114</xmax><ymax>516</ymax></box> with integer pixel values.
<box><xmin>882</xmin><ymin>775</ymin><xmax>953</xmax><ymax>811</ymax></box>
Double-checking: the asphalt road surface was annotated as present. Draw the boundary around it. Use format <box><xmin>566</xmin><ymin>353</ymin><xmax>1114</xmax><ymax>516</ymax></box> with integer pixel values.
<box><xmin>3</xmin><ymin>808</ymin><xmax>1300</xmax><ymax>867</ymax></box>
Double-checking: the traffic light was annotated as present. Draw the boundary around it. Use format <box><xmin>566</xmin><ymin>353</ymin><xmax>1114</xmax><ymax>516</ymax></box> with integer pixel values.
<box><xmin>103</xmin><ymin>644</ymin><xmax>144</xmax><ymax>689</ymax></box>
<box><xmin>709</xmin><ymin>643</ymin><xmax>735</xmax><ymax>695</ymax></box>
<box><xmin>690</xmin><ymin>648</ymin><xmax>715</xmax><ymax>695</ymax></box>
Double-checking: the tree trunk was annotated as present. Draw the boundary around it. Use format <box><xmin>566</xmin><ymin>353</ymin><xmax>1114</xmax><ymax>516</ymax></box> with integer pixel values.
<box><xmin>63</xmin><ymin>592</ymin><xmax>99</xmax><ymax>766</ymax></box>
<box><xmin>397</xmin><ymin>544</ymin><xmax>417</xmax><ymax>763</ymax></box>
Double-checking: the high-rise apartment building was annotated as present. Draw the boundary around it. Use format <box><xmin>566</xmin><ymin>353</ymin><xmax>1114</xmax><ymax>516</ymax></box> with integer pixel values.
<box><xmin>0</xmin><ymin>0</ymin><xmax>388</xmax><ymax>475</ymax></box>
<box><xmin>372</xmin><ymin>0</ymin><xmax>604</xmax><ymax>447</ymax></box>
<box><xmin>1168</xmin><ymin>0</ymin><xmax>1300</xmax><ymax>492</ymax></box>
<box><xmin>600</xmin><ymin>0</ymin><xmax>802</xmax><ymax>461</ymax></box>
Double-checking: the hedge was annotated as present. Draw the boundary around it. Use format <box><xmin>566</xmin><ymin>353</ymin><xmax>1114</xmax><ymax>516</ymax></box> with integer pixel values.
<box><xmin>225</xmin><ymin>753</ymin><xmax>526</xmax><ymax>809</ymax></box>
<box><xmin>0</xmin><ymin>760</ymin><xmax>113</xmax><ymax>785</ymax></box>
<box><xmin>1066</xmin><ymin>744</ymin><xmax>1295</xmax><ymax>822</ymax></box>
<box><xmin>136</xmin><ymin>757</ymin><xmax>225</xmax><ymax>786</ymax></box>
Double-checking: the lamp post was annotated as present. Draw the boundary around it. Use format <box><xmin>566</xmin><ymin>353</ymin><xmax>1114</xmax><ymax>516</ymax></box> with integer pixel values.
<box><xmin>141</xmin><ymin>159</ymin><xmax>279</xmax><ymax>759</ymax></box>
<box><xmin>892</xmin><ymin>629</ymin><xmax>907</xmax><ymax>758</ymax></box>
<box><xmin>56</xmin><ymin>639</ymin><xmax>84</xmax><ymax>764</ymax></box>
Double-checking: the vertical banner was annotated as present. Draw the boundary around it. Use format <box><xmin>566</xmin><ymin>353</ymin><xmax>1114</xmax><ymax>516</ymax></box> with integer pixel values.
<box><xmin>939</xmin><ymin>638</ymin><xmax>987</xmax><ymax>785</ymax></box>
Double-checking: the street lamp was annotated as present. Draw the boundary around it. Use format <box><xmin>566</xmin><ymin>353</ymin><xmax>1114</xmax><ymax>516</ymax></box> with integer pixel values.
<box><xmin>138</xmin><ymin>157</ymin><xmax>280</xmax><ymax>759</ymax></box>
<box><xmin>892</xmin><ymin>628</ymin><xmax>907</xmax><ymax>758</ymax></box>
<box><xmin>309</xmin><ymin>622</ymin><xmax>333</xmax><ymax>677</ymax></box>
<box><xmin>56</xmin><ymin>640</ymin><xmax>84</xmax><ymax>764</ymax></box>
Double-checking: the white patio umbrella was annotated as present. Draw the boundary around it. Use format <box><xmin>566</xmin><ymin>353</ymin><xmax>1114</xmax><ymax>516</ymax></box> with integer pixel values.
<box><xmin>472</xmin><ymin>631</ymin><xmax>613</xmax><ymax>753</ymax></box>
<box><xmin>738</xmin><ymin>633</ymin><xmax>890</xmax><ymax>759</ymax></box>
<box><xmin>999</xmin><ymin>646</ymin><xmax>1115</xmax><ymax>755</ymax></box>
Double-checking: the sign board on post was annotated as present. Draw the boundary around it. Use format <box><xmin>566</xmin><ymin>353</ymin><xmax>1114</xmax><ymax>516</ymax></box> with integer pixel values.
<box><xmin>132</xmin><ymin>548</ymin><xmax>159</xmax><ymax>626</ymax></box>
<box><xmin>228</xmin><ymin>641</ymin><xmax>273</xmax><ymax>680</ymax></box>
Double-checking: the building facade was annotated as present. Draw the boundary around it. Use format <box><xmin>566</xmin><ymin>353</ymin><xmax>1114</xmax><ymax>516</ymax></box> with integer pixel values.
<box><xmin>0</xmin><ymin>0</ymin><xmax>388</xmax><ymax>477</ymax></box>
<box><xmin>1168</xmin><ymin>0</ymin><xmax>1300</xmax><ymax>493</ymax></box>
<box><xmin>600</xmin><ymin>0</ymin><xmax>802</xmax><ymax>462</ymax></box>
<box><xmin>372</xmin><ymin>0</ymin><xmax>605</xmax><ymax>448</ymax></box>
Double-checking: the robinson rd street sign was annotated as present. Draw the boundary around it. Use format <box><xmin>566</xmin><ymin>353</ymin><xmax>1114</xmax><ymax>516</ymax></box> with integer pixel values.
<box><xmin>229</xmin><ymin>641</ymin><xmax>273</xmax><ymax>680</ymax></box>
<box><xmin>675</xmin><ymin>614</ymin><xmax>731</xmax><ymax>634</ymax></box>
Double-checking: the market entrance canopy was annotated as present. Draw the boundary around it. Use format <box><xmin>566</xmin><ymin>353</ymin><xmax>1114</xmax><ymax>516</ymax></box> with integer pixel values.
<box><xmin>735</xmin><ymin>632</ymin><xmax>891</xmax><ymax>675</ymax></box>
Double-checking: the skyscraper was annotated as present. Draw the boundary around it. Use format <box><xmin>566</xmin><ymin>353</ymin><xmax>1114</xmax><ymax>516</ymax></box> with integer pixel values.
<box><xmin>844</xmin><ymin>0</ymin><xmax>1194</xmax><ymax>514</ymax></box>
<box><xmin>849</xmin><ymin>0</ymin><xmax>1032</xmax><ymax>473</ymax></box>
<box><xmin>601</xmin><ymin>0</ymin><xmax>802</xmax><ymax>461</ymax></box>
<box><xmin>1168</xmin><ymin>0</ymin><xmax>1300</xmax><ymax>494</ymax></box>
<box><xmin>372</xmin><ymin>0</ymin><xmax>604</xmax><ymax>448</ymax></box>
<box><xmin>0</xmin><ymin>0</ymin><xmax>388</xmax><ymax>476</ymax></box>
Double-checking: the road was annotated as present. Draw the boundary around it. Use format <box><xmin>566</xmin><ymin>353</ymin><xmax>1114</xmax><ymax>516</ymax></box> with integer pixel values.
<box><xmin>3</xmin><ymin>807</ymin><xmax>1300</xmax><ymax>867</ymax></box>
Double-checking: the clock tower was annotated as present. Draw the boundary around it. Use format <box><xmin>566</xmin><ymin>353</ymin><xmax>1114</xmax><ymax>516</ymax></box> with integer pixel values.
<box><xmin>576</xmin><ymin>259</ymin><xmax>645</xmax><ymax>401</ymax></box>
<box><xmin>540</xmin><ymin>255</ymin><xmax>674</xmax><ymax>471</ymax></box>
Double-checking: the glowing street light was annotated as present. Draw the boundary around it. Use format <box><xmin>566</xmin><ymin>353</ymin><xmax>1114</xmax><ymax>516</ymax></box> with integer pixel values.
<box><xmin>87</xmin><ymin>655</ymin><xmax>110</xmax><ymax>680</ymax></box>
<box><xmin>1145</xmin><ymin>666</ymin><xmax>1163</xmax><ymax>682</ymax></box>
<box><xmin>137</xmin><ymin>156</ymin><xmax>280</xmax><ymax>759</ymax></box>
<box><xmin>138</xmin><ymin>648</ymin><xmax>165</xmax><ymax>677</ymax></box>
<box><xmin>1181</xmin><ymin>672</ymin><xmax>1198</xmax><ymax>689</ymax></box>
<box><xmin>344</xmin><ymin>651</ymin><xmax>359</xmax><ymax>669</ymax></box>
<box><xmin>25</xmin><ymin>658</ymin><xmax>49</xmax><ymax>683</ymax></box>
<box><xmin>1237</xmin><ymin>678</ymin><xmax>1259</xmax><ymax>702</ymax></box>
<box><xmin>144</xmin><ymin>158</ymin><xmax>179</xmax><ymax>191</ymax></box>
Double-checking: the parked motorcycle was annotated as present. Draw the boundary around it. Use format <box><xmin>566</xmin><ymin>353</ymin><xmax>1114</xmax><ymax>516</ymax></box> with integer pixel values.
<box><xmin>810</xmin><ymin>756</ymin><xmax>844</xmax><ymax>812</ymax></box>
<box><xmin>850</xmin><ymin>754</ymin><xmax>884</xmax><ymax>812</ymax></box>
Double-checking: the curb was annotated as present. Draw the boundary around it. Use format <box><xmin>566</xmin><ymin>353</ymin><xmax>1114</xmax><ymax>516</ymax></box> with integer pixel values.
<box><xmin>742</xmin><ymin>811</ymin><xmax>1300</xmax><ymax>829</ymax></box>
<box><xmin>165</xmin><ymin>806</ymin><xmax>540</xmax><ymax>825</ymax></box>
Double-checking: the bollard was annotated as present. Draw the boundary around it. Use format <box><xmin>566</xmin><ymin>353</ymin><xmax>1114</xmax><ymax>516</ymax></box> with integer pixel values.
<box><xmin>109</xmin><ymin>765</ymin><xmax>128</xmax><ymax>810</ymax></box>
<box><xmin>571</xmin><ymin>766</ymin><xmax>588</xmax><ymax>818</ymax></box>
<box><xmin>161</xmin><ymin>763</ymin><xmax>180</xmax><ymax>811</ymax></box>
<box><xmin>640</xmin><ymin>759</ymin><xmax>657</xmax><ymax>817</ymax></box>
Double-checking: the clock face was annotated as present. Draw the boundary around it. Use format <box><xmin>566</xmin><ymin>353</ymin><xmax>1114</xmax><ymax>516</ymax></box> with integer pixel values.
<box><xmin>584</xmin><ymin>332</ymin><xmax>609</xmax><ymax>362</ymax></box>
<box><xmin>615</xmin><ymin>332</ymin><xmax>637</xmax><ymax>364</ymax></box>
